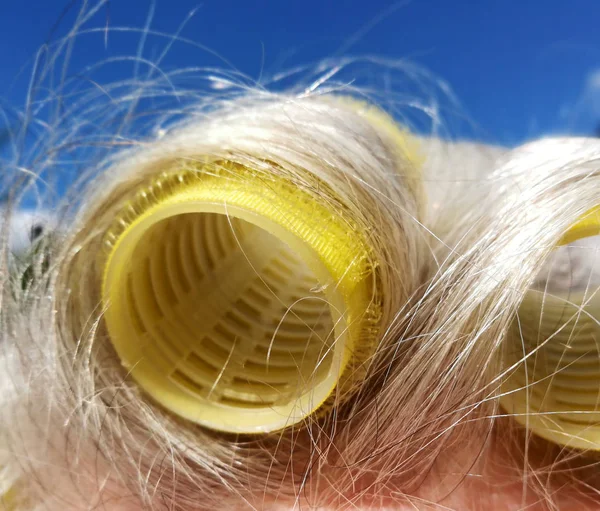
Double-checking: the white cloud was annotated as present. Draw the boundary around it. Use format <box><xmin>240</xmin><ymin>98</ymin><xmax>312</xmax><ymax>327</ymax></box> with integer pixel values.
<box><xmin>583</xmin><ymin>69</ymin><xmax>600</xmax><ymax>115</ymax></box>
<box><xmin>586</xmin><ymin>69</ymin><xmax>600</xmax><ymax>93</ymax></box>
<box><xmin>558</xmin><ymin>69</ymin><xmax>600</xmax><ymax>124</ymax></box>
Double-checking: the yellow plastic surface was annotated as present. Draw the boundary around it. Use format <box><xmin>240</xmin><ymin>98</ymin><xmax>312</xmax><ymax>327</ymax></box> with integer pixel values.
<box><xmin>502</xmin><ymin>206</ymin><xmax>600</xmax><ymax>449</ymax></box>
<box><xmin>0</xmin><ymin>487</ymin><xmax>16</xmax><ymax>511</ymax></box>
<box><xmin>102</xmin><ymin>163</ymin><xmax>380</xmax><ymax>433</ymax></box>
<box><xmin>558</xmin><ymin>206</ymin><xmax>600</xmax><ymax>246</ymax></box>
<box><xmin>329</xmin><ymin>96</ymin><xmax>424</xmax><ymax>207</ymax></box>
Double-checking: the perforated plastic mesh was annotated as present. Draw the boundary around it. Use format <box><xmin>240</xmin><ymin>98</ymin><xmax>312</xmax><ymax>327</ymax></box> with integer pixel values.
<box><xmin>511</xmin><ymin>291</ymin><xmax>600</xmax><ymax>423</ymax></box>
<box><xmin>122</xmin><ymin>213</ymin><xmax>336</xmax><ymax>411</ymax></box>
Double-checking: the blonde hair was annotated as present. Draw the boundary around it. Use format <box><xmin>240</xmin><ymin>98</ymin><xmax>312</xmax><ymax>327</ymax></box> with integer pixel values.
<box><xmin>3</xmin><ymin>6</ymin><xmax>600</xmax><ymax>511</ymax></box>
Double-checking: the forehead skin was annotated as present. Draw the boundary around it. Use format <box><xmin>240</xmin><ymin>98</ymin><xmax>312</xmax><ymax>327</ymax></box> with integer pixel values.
<box><xmin>39</xmin><ymin>435</ymin><xmax>592</xmax><ymax>511</ymax></box>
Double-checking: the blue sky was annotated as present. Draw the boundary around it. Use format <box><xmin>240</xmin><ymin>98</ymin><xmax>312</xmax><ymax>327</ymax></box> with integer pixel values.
<box><xmin>1</xmin><ymin>0</ymin><xmax>600</xmax><ymax>147</ymax></box>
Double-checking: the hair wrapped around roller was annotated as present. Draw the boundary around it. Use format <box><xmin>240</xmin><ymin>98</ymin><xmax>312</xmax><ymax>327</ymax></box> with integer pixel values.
<box><xmin>3</xmin><ymin>10</ymin><xmax>600</xmax><ymax>510</ymax></box>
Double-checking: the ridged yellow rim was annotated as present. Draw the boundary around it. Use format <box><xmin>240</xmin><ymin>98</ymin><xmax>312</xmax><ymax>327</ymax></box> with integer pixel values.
<box><xmin>102</xmin><ymin>163</ymin><xmax>380</xmax><ymax>433</ymax></box>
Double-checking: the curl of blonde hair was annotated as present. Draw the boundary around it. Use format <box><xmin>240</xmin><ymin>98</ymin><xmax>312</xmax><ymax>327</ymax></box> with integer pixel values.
<box><xmin>3</xmin><ymin>7</ymin><xmax>600</xmax><ymax>511</ymax></box>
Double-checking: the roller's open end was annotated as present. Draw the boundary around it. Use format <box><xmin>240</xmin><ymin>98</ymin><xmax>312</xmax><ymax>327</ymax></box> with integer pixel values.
<box><xmin>102</xmin><ymin>167</ymin><xmax>377</xmax><ymax>433</ymax></box>
<box><xmin>502</xmin><ymin>210</ymin><xmax>600</xmax><ymax>450</ymax></box>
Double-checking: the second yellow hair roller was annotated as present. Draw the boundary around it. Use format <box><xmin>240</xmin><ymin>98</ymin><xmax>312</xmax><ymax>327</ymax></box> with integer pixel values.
<box><xmin>502</xmin><ymin>206</ymin><xmax>600</xmax><ymax>450</ymax></box>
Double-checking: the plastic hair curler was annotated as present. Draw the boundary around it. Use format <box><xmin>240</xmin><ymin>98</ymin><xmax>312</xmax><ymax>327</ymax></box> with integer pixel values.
<box><xmin>502</xmin><ymin>206</ymin><xmax>600</xmax><ymax>449</ymax></box>
<box><xmin>0</xmin><ymin>485</ymin><xmax>17</xmax><ymax>511</ymax></box>
<box><xmin>101</xmin><ymin>103</ymin><xmax>419</xmax><ymax>434</ymax></box>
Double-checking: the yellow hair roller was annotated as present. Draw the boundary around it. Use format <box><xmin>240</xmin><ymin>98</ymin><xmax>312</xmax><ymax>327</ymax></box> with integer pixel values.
<box><xmin>101</xmin><ymin>101</ymin><xmax>418</xmax><ymax>434</ymax></box>
<box><xmin>102</xmin><ymin>164</ymin><xmax>377</xmax><ymax>433</ymax></box>
<box><xmin>502</xmin><ymin>206</ymin><xmax>600</xmax><ymax>449</ymax></box>
<box><xmin>1</xmin><ymin>486</ymin><xmax>17</xmax><ymax>511</ymax></box>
